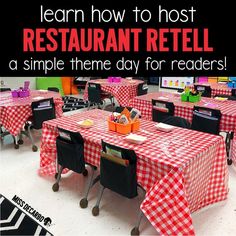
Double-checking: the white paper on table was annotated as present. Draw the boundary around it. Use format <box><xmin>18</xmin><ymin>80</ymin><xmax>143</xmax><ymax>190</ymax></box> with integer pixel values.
<box><xmin>32</xmin><ymin>96</ymin><xmax>45</xmax><ymax>100</ymax></box>
<box><xmin>157</xmin><ymin>96</ymin><xmax>169</xmax><ymax>101</ymax></box>
<box><xmin>124</xmin><ymin>133</ymin><xmax>147</xmax><ymax>144</ymax></box>
<box><xmin>155</xmin><ymin>123</ymin><xmax>175</xmax><ymax>132</ymax></box>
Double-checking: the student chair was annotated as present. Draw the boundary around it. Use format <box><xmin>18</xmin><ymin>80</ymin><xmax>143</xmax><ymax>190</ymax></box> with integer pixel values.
<box><xmin>223</xmin><ymin>89</ymin><xmax>236</xmax><ymax>165</ymax></box>
<box><xmin>62</xmin><ymin>97</ymin><xmax>89</xmax><ymax>112</ymax></box>
<box><xmin>115</xmin><ymin>106</ymin><xmax>133</xmax><ymax>113</ymax></box>
<box><xmin>22</xmin><ymin>98</ymin><xmax>56</xmax><ymax>151</ymax></box>
<box><xmin>211</xmin><ymin>93</ymin><xmax>235</xmax><ymax>164</ymax></box>
<box><xmin>162</xmin><ymin>116</ymin><xmax>191</xmax><ymax>129</ymax></box>
<box><xmin>74</xmin><ymin>77</ymin><xmax>88</xmax><ymax>90</ymax></box>
<box><xmin>191</xmin><ymin>106</ymin><xmax>221</xmax><ymax>135</ymax></box>
<box><xmin>152</xmin><ymin>100</ymin><xmax>175</xmax><ymax>123</ymax></box>
<box><xmin>52</xmin><ymin>128</ymin><xmax>99</xmax><ymax>208</ymax></box>
<box><xmin>137</xmin><ymin>82</ymin><xmax>148</xmax><ymax>96</ymax></box>
<box><xmin>223</xmin><ymin>89</ymin><xmax>236</xmax><ymax>101</ymax></box>
<box><xmin>0</xmin><ymin>88</ymin><xmax>18</xmax><ymax>148</ymax></box>
<box><xmin>92</xmin><ymin>141</ymin><xmax>145</xmax><ymax>235</ymax></box>
<box><xmin>231</xmin><ymin>89</ymin><xmax>236</xmax><ymax>98</ymax></box>
<box><xmin>228</xmin><ymin>89</ymin><xmax>235</xmax><ymax>165</ymax></box>
<box><xmin>194</xmin><ymin>85</ymin><xmax>212</xmax><ymax>97</ymax></box>
<box><xmin>48</xmin><ymin>87</ymin><xmax>59</xmax><ymax>93</ymax></box>
<box><xmin>87</xmin><ymin>83</ymin><xmax>114</xmax><ymax>109</ymax></box>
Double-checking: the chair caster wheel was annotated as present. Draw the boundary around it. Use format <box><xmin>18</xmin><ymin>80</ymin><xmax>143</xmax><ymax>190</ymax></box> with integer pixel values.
<box><xmin>14</xmin><ymin>144</ymin><xmax>19</xmax><ymax>149</ymax></box>
<box><xmin>52</xmin><ymin>183</ymin><xmax>59</xmax><ymax>192</ymax></box>
<box><xmin>82</xmin><ymin>169</ymin><xmax>88</xmax><ymax>176</ymax></box>
<box><xmin>131</xmin><ymin>227</ymin><xmax>140</xmax><ymax>236</ymax></box>
<box><xmin>227</xmin><ymin>159</ymin><xmax>233</xmax><ymax>165</ymax></box>
<box><xmin>55</xmin><ymin>173</ymin><xmax>58</xmax><ymax>179</ymax></box>
<box><xmin>80</xmin><ymin>198</ymin><xmax>88</xmax><ymax>208</ymax></box>
<box><xmin>18</xmin><ymin>139</ymin><xmax>24</xmax><ymax>145</ymax></box>
<box><xmin>92</xmin><ymin>206</ymin><xmax>99</xmax><ymax>216</ymax></box>
<box><xmin>32</xmin><ymin>145</ymin><xmax>38</xmax><ymax>152</ymax></box>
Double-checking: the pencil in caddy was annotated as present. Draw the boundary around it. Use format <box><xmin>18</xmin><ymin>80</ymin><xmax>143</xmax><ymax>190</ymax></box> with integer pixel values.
<box><xmin>92</xmin><ymin>140</ymin><xmax>146</xmax><ymax>236</ymax></box>
<box><xmin>107</xmin><ymin>107</ymin><xmax>141</xmax><ymax>134</ymax></box>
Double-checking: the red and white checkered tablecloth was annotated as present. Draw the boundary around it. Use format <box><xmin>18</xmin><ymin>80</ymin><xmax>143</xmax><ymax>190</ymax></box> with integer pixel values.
<box><xmin>0</xmin><ymin>90</ymin><xmax>63</xmax><ymax>136</ymax></box>
<box><xmin>129</xmin><ymin>92</ymin><xmax>236</xmax><ymax>164</ymax></box>
<box><xmin>39</xmin><ymin>109</ymin><xmax>228</xmax><ymax>235</ymax></box>
<box><xmin>83</xmin><ymin>78</ymin><xmax>143</xmax><ymax>106</ymax></box>
<box><xmin>193</xmin><ymin>83</ymin><xmax>232</xmax><ymax>97</ymax></box>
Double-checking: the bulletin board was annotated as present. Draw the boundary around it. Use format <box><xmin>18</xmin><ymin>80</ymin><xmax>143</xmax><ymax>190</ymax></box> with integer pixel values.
<box><xmin>160</xmin><ymin>77</ymin><xmax>195</xmax><ymax>90</ymax></box>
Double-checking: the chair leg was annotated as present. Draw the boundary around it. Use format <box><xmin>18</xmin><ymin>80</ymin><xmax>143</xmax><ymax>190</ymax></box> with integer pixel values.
<box><xmin>225</xmin><ymin>132</ymin><xmax>231</xmax><ymax>157</ymax></box>
<box><xmin>0</xmin><ymin>128</ymin><xmax>12</xmax><ymax>145</ymax></box>
<box><xmin>92</xmin><ymin>185</ymin><xmax>105</xmax><ymax>216</ymax></box>
<box><xmin>227</xmin><ymin>132</ymin><xmax>233</xmax><ymax>165</ymax></box>
<box><xmin>26</xmin><ymin>125</ymin><xmax>38</xmax><ymax>152</ymax></box>
<box><xmin>52</xmin><ymin>165</ymin><xmax>64</xmax><ymax>192</ymax></box>
<box><xmin>130</xmin><ymin>185</ymin><xmax>146</xmax><ymax>235</ymax></box>
<box><xmin>55</xmin><ymin>156</ymin><xmax>59</xmax><ymax>175</ymax></box>
<box><xmin>225</xmin><ymin>132</ymin><xmax>234</xmax><ymax>165</ymax></box>
<box><xmin>13</xmin><ymin>135</ymin><xmax>19</xmax><ymax>149</ymax></box>
<box><xmin>110</xmin><ymin>96</ymin><xmax>115</xmax><ymax>107</ymax></box>
<box><xmin>80</xmin><ymin>166</ymin><xmax>100</xmax><ymax>209</ymax></box>
<box><xmin>131</xmin><ymin>211</ymin><xmax>143</xmax><ymax>236</ymax></box>
<box><xmin>18</xmin><ymin>133</ymin><xmax>23</xmax><ymax>145</ymax></box>
<box><xmin>0</xmin><ymin>131</ymin><xmax>10</xmax><ymax>139</ymax></box>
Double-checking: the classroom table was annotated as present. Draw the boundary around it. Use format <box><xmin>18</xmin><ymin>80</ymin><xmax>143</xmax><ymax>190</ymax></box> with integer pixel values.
<box><xmin>0</xmin><ymin>90</ymin><xmax>63</xmax><ymax>137</ymax></box>
<box><xmin>83</xmin><ymin>78</ymin><xmax>143</xmax><ymax>106</ymax></box>
<box><xmin>39</xmin><ymin>109</ymin><xmax>228</xmax><ymax>235</ymax></box>
<box><xmin>129</xmin><ymin>92</ymin><xmax>236</xmax><ymax>163</ymax></box>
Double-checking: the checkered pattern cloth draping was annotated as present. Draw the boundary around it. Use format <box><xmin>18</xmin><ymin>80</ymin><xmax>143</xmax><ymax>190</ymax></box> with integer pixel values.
<box><xmin>129</xmin><ymin>92</ymin><xmax>236</xmax><ymax>164</ymax></box>
<box><xmin>39</xmin><ymin>109</ymin><xmax>228</xmax><ymax>235</ymax></box>
<box><xmin>0</xmin><ymin>90</ymin><xmax>63</xmax><ymax>136</ymax></box>
<box><xmin>83</xmin><ymin>79</ymin><xmax>143</xmax><ymax>106</ymax></box>
<box><xmin>193</xmin><ymin>83</ymin><xmax>232</xmax><ymax>97</ymax></box>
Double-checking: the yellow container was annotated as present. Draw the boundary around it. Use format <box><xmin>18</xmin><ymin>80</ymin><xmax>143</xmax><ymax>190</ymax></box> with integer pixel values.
<box><xmin>218</xmin><ymin>77</ymin><xmax>229</xmax><ymax>82</ymax></box>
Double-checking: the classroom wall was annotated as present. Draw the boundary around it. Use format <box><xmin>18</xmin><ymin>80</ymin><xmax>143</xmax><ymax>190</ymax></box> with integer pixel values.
<box><xmin>0</xmin><ymin>77</ymin><xmax>36</xmax><ymax>89</ymax></box>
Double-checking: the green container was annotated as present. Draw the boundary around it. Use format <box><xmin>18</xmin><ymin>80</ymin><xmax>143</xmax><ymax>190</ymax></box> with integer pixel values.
<box><xmin>189</xmin><ymin>94</ymin><xmax>200</xmax><ymax>103</ymax></box>
<box><xmin>181</xmin><ymin>93</ymin><xmax>189</xmax><ymax>102</ymax></box>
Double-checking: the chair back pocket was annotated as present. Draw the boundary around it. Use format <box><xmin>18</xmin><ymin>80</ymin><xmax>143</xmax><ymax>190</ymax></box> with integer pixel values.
<box><xmin>100</xmin><ymin>152</ymin><xmax>137</xmax><ymax>199</ymax></box>
<box><xmin>56</xmin><ymin>137</ymin><xmax>85</xmax><ymax>173</ymax></box>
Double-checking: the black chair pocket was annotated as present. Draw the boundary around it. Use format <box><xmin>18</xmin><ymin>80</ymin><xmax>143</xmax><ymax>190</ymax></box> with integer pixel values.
<box><xmin>33</xmin><ymin>107</ymin><xmax>55</xmax><ymax>129</ymax></box>
<box><xmin>56</xmin><ymin>138</ymin><xmax>85</xmax><ymax>173</ymax></box>
<box><xmin>152</xmin><ymin>109</ymin><xmax>170</xmax><ymax>123</ymax></box>
<box><xmin>100</xmin><ymin>156</ymin><xmax>137</xmax><ymax>199</ymax></box>
<box><xmin>192</xmin><ymin>111</ymin><xmax>219</xmax><ymax>135</ymax></box>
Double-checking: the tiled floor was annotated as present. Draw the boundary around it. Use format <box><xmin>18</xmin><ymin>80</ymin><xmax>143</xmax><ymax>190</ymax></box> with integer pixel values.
<box><xmin>1</xmin><ymin>86</ymin><xmax>236</xmax><ymax>235</ymax></box>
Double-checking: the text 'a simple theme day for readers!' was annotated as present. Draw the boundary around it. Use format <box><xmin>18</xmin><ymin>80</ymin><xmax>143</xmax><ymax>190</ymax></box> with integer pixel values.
<box><xmin>8</xmin><ymin>4</ymin><xmax>227</xmax><ymax>74</ymax></box>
